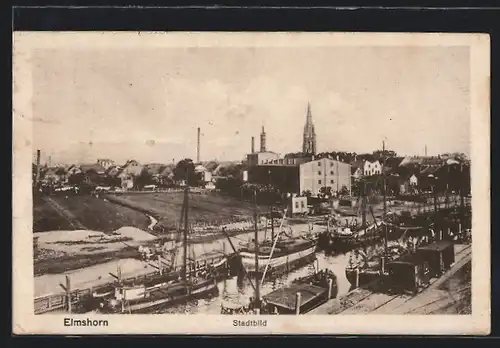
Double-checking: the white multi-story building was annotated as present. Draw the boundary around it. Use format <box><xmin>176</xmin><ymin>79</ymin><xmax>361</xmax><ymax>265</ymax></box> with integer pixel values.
<box><xmin>299</xmin><ymin>158</ymin><xmax>351</xmax><ymax>196</ymax></box>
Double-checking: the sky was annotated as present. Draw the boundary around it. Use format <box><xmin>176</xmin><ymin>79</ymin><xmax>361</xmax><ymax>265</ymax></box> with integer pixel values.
<box><xmin>31</xmin><ymin>46</ymin><xmax>470</xmax><ymax>165</ymax></box>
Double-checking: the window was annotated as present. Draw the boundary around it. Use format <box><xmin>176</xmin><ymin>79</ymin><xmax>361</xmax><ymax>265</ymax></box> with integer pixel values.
<box><xmin>301</xmin><ymin>201</ymin><xmax>305</xmax><ymax>208</ymax></box>
<box><xmin>295</xmin><ymin>202</ymin><xmax>299</xmax><ymax>209</ymax></box>
<box><xmin>330</xmin><ymin>171</ymin><xmax>334</xmax><ymax>175</ymax></box>
<box><xmin>318</xmin><ymin>180</ymin><xmax>322</xmax><ymax>184</ymax></box>
<box><xmin>318</xmin><ymin>161</ymin><xmax>321</xmax><ymax>166</ymax></box>
<box><xmin>318</xmin><ymin>171</ymin><xmax>321</xmax><ymax>175</ymax></box>
<box><xmin>330</xmin><ymin>180</ymin><xmax>334</xmax><ymax>184</ymax></box>
<box><xmin>330</xmin><ymin>162</ymin><xmax>334</xmax><ymax>167</ymax></box>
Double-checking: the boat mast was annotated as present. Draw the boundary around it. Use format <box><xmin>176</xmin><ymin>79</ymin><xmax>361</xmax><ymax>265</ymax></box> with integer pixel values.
<box><xmin>361</xmin><ymin>180</ymin><xmax>366</xmax><ymax>228</ymax></box>
<box><xmin>182</xmin><ymin>169</ymin><xmax>189</xmax><ymax>284</ymax></box>
<box><xmin>382</xmin><ymin>141</ymin><xmax>388</xmax><ymax>251</ymax></box>
<box><xmin>253</xmin><ymin>187</ymin><xmax>260</xmax><ymax>311</ymax></box>
<box><xmin>269</xmin><ymin>170</ymin><xmax>274</xmax><ymax>244</ymax></box>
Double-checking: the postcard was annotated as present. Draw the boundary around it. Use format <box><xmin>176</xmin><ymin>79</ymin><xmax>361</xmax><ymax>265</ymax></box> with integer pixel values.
<box><xmin>12</xmin><ymin>31</ymin><xmax>490</xmax><ymax>335</ymax></box>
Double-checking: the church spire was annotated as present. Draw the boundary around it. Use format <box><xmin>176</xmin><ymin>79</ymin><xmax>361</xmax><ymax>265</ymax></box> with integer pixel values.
<box><xmin>302</xmin><ymin>102</ymin><xmax>316</xmax><ymax>155</ymax></box>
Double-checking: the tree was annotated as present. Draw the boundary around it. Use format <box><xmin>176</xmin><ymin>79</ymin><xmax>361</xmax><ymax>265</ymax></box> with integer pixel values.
<box><xmin>373</xmin><ymin>149</ymin><xmax>397</xmax><ymax>160</ymax></box>
<box><xmin>68</xmin><ymin>172</ymin><xmax>85</xmax><ymax>186</ymax></box>
<box><xmin>340</xmin><ymin>185</ymin><xmax>349</xmax><ymax>196</ymax></box>
<box><xmin>301</xmin><ymin>190</ymin><xmax>312</xmax><ymax>198</ymax></box>
<box><xmin>285</xmin><ymin>152</ymin><xmax>308</xmax><ymax>159</ymax></box>
<box><xmin>135</xmin><ymin>168</ymin><xmax>154</xmax><ymax>189</ymax></box>
<box><xmin>318</xmin><ymin>186</ymin><xmax>333</xmax><ymax>200</ymax></box>
<box><xmin>174</xmin><ymin>159</ymin><xmax>197</xmax><ymax>186</ymax></box>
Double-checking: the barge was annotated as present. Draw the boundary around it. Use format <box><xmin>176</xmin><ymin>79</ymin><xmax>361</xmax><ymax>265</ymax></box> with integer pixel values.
<box><xmin>220</xmin><ymin>269</ymin><xmax>338</xmax><ymax>315</ymax></box>
<box><xmin>262</xmin><ymin>269</ymin><xmax>338</xmax><ymax>314</ymax></box>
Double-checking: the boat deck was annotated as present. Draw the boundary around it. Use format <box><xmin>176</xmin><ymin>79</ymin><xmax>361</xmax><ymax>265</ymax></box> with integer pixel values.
<box><xmin>263</xmin><ymin>283</ymin><xmax>326</xmax><ymax>311</ymax></box>
<box><xmin>308</xmin><ymin>244</ymin><xmax>471</xmax><ymax>315</ymax></box>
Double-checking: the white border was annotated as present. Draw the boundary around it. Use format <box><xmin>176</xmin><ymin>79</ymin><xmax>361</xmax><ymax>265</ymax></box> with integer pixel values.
<box><xmin>12</xmin><ymin>32</ymin><xmax>490</xmax><ymax>335</ymax></box>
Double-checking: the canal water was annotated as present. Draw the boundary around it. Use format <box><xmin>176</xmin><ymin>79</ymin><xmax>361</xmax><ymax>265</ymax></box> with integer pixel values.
<box><xmin>157</xmin><ymin>250</ymin><xmax>353</xmax><ymax>314</ymax></box>
<box><xmin>158</xmin><ymin>235</ymin><xmax>396</xmax><ymax>314</ymax></box>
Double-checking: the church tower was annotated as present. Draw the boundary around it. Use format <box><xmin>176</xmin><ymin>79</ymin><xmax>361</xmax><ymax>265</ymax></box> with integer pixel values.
<box><xmin>302</xmin><ymin>102</ymin><xmax>317</xmax><ymax>155</ymax></box>
<box><xmin>260</xmin><ymin>126</ymin><xmax>267</xmax><ymax>152</ymax></box>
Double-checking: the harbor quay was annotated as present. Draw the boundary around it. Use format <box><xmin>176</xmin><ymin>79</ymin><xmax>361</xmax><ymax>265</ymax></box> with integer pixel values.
<box><xmin>309</xmin><ymin>243</ymin><xmax>471</xmax><ymax>315</ymax></box>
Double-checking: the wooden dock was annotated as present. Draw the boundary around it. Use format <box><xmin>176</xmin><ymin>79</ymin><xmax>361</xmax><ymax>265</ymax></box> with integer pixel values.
<box><xmin>34</xmin><ymin>253</ymin><xmax>228</xmax><ymax>315</ymax></box>
<box><xmin>308</xmin><ymin>244</ymin><xmax>471</xmax><ymax>315</ymax></box>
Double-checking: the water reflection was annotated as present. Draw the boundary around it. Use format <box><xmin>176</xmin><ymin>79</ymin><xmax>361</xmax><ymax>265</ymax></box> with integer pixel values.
<box><xmin>157</xmin><ymin>251</ymin><xmax>353</xmax><ymax>314</ymax></box>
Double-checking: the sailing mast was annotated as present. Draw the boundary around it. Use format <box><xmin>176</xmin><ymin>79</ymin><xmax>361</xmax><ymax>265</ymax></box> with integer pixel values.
<box><xmin>382</xmin><ymin>141</ymin><xmax>388</xmax><ymax>251</ymax></box>
<box><xmin>182</xmin><ymin>169</ymin><xmax>189</xmax><ymax>286</ymax></box>
<box><xmin>253</xmin><ymin>188</ymin><xmax>261</xmax><ymax>312</ymax></box>
<box><xmin>361</xmin><ymin>181</ymin><xmax>367</xmax><ymax>228</ymax></box>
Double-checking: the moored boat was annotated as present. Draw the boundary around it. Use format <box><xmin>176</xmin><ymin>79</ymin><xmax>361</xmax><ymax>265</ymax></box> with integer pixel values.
<box><xmin>95</xmin><ymin>181</ymin><xmax>219</xmax><ymax>313</ymax></box>
<box><xmin>345</xmin><ymin>241</ymin><xmax>409</xmax><ymax>290</ymax></box>
<box><xmin>239</xmin><ymin>236</ymin><xmax>317</xmax><ymax>276</ymax></box>
<box><xmin>97</xmin><ymin>276</ymin><xmax>218</xmax><ymax>314</ymax></box>
<box><xmin>220</xmin><ymin>268</ymin><xmax>338</xmax><ymax>315</ymax></box>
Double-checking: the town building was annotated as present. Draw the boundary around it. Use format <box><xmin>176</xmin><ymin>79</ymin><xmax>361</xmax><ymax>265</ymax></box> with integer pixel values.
<box><xmin>409</xmin><ymin>174</ymin><xmax>419</xmax><ymax>186</ymax></box>
<box><xmin>299</xmin><ymin>157</ymin><xmax>351</xmax><ymax>196</ymax></box>
<box><xmin>246</xmin><ymin>126</ymin><xmax>280</xmax><ymax>166</ymax></box>
<box><xmin>248</xmin><ymin>163</ymin><xmax>301</xmax><ymax>194</ymax></box>
<box><xmin>245</xmin><ymin>103</ymin><xmax>350</xmax><ymax>197</ymax></box>
<box><xmin>194</xmin><ymin>164</ymin><xmax>212</xmax><ymax>183</ymax></box>
<box><xmin>350</xmin><ymin>159</ymin><xmax>382</xmax><ymax>178</ymax></box>
<box><xmin>289</xmin><ymin>195</ymin><xmax>308</xmax><ymax>215</ymax></box>
<box><xmin>97</xmin><ymin>158</ymin><xmax>115</xmax><ymax>170</ymax></box>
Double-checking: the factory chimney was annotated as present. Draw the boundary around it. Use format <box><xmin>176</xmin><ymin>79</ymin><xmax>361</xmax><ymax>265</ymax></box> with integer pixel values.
<box><xmin>197</xmin><ymin>127</ymin><xmax>201</xmax><ymax>163</ymax></box>
<box><xmin>251</xmin><ymin>136</ymin><xmax>255</xmax><ymax>153</ymax></box>
<box><xmin>260</xmin><ymin>126</ymin><xmax>266</xmax><ymax>152</ymax></box>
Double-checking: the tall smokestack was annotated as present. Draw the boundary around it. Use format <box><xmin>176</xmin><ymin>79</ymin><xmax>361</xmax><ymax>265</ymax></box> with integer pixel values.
<box><xmin>251</xmin><ymin>136</ymin><xmax>255</xmax><ymax>153</ymax></box>
<box><xmin>260</xmin><ymin>126</ymin><xmax>266</xmax><ymax>152</ymax></box>
<box><xmin>197</xmin><ymin>127</ymin><xmax>200</xmax><ymax>163</ymax></box>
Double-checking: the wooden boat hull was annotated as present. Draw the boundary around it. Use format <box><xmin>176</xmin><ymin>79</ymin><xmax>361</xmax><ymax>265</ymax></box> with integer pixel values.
<box><xmin>97</xmin><ymin>278</ymin><xmax>219</xmax><ymax>314</ymax></box>
<box><xmin>240</xmin><ymin>244</ymin><xmax>317</xmax><ymax>275</ymax></box>
<box><xmin>319</xmin><ymin>231</ymin><xmax>383</xmax><ymax>254</ymax></box>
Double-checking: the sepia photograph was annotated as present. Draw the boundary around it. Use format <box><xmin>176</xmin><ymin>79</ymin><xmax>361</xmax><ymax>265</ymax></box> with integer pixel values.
<box><xmin>12</xmin><ymin>31</ymin><xmax>490</xmax><ymax>335</ymax></box>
